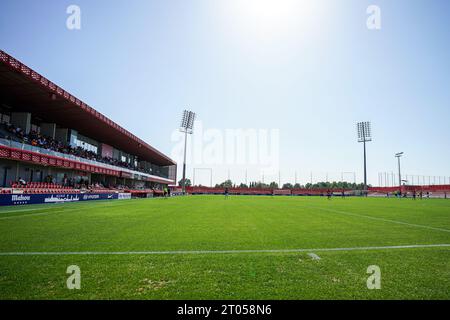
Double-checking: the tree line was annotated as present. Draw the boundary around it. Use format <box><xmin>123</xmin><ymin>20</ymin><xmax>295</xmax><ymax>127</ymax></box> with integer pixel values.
<box><xmin>180</xmin><ymin>178</ymin><xmax>368</xmax><ymax>190</ymax></box>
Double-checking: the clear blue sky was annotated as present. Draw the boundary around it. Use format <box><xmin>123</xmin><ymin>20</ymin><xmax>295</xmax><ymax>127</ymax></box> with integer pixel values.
<box><xmin>1</xmin><ymin>0</ymin><xmax>449</xmax><ymax>186</ymax></box>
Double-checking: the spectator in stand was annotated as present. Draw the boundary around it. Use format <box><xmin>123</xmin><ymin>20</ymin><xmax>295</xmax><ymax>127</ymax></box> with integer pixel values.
<box><xmin>18</xmin><ymin>177</ymin><xmax>27</xmax><ymax>186</ymax></box>
<box><xmin>63</xmin><ymin>174</ymin><xmax>68</xmax><ymax>186</ymax></box>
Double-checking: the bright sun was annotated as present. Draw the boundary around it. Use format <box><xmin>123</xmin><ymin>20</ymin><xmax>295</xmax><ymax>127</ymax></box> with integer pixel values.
<box><xmin>240</xmin><ymin>0</ymin><xmax>298</xmax><ymax>23</ymax></box>
<box><xmin>225</xmin><ymin>0</ymin><xmax>319</xmax><ymax>39</ymax></box>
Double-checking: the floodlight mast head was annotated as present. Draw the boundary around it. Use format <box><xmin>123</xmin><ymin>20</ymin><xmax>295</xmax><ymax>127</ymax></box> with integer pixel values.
<box><xmin>180</xmin><ymin>110</ymin><xmax>196</xmax><ymax>134</ymax></box>
<box><xmin>356</xmin><ymin>121</ymin><xmax>372</xmax><ymax>193</ymax></box>
<box><xmin>357</xmin><ymin>121</ymin><xmax>372</xmax><ymax>143</ymax></box>
<box><xmin>180</xmin><ymin>110</ymin><xmax>196</xmax><ymax>195</ymax></box>
<box><xmin>395</xmin><ymin>152</ymin><xmax>404</xmax><ymax>158</ymax></box>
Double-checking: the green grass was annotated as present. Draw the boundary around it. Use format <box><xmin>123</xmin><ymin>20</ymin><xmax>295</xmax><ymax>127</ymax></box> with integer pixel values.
<box><xmin>0</xmin><ymin>196</ymin><xmax>449</xmax><ymax>299</ymax></box>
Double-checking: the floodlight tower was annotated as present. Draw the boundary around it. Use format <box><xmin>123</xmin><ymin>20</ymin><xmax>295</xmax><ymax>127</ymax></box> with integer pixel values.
<box><xmin>395</xmin><ymin>152</ymin><xmax>404</xmax><ymax>194</ymax></box>
<box><xmin>357</xmin><ymin>121</ymin><xmax>372</xmax><ymax>192</ymax></box>
<box><xmin>180</xmin><ymin>110</ymin><xmax>196</xmax><ymax>194</ymax></box>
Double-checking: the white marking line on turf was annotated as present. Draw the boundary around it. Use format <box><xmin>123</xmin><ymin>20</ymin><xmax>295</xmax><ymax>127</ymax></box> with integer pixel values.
<box><xmin>0</xmin><ymin>244</ymin><xmax>449</xmax><ymax>256</ymax></box>
<box><xmin>0</xmin><ymin>207</ymin><xmax>49</xmax><ymax>214</ymax></box>
<box><xmin>0</xmin><ymin>202</ymin><xmax>131</xmax><ymax>220</ymax></box>
<box><xmin>0</xmin><ymin>207</ymin><xmax>86</xmax><ymax>220</ymax></box>
<box><xmin>304</xmin><ymin>205</ymin><xmax>450</xmax><ymax>234</ymax></box>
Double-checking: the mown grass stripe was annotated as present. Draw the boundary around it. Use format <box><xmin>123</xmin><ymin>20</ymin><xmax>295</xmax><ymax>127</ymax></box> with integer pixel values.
<box><xmin>0</xmin><ymin>244</ymin><xmax>448</xmax><ymax>256</ymax></box>
<box><xmin>302</xmin><ymin>205</ymin><xmax>450</xmax><ymax>233</ymax></box>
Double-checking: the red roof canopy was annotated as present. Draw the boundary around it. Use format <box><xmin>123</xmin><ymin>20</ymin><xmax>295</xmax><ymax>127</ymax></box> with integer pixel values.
<box><xmin>0</xmin><ymin>50</ymin><xmax>175</xmax><ymax>166</ymax></box>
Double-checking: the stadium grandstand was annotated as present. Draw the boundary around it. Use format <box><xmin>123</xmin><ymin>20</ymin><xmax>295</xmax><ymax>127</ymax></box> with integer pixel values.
<box><xmin>0</xmin><ymin>50</ymin><xmax>176</xmax><ymax>204</ymax></box>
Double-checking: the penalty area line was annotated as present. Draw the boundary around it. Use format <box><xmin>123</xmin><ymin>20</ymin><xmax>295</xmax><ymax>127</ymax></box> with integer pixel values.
<box><xmin>0</xmin><ymin>244</ymin><xmax>449</xmax><ymax>256</ymax></box>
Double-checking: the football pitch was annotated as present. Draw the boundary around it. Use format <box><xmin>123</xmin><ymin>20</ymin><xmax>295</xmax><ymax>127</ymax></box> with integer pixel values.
<box><xmin>0</xmin><ymin>196</ymin><xmax>449</xmax><ymax>300</ymax></box>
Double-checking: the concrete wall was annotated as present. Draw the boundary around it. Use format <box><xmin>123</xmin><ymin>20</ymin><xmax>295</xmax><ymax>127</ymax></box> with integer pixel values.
<box><xmin>11</xmin><ymin>112</ymin><xmax>31</xmax><ymax>134</ymax></box>
<box><xmin>55</xmin><ymin>128</ymin><xmax>69</xmax><ymax>145</ymax></box>
<box><xmin>40</xmin><ymin>123</ymin><xmax>56</xmax><ymax>138</ymax></box>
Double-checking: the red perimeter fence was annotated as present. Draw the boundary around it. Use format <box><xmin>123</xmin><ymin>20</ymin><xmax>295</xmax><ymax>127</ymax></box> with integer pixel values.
<box><xmin>184</xmin><ymin>187</ymin><xmax>353</xmax><ymax>196</ymax></box>
<box><xmin>176</xmin><ymin>185</ymin><xmax>450</xmax><ymax>196</ymax></box>
<box><xmin>369</xmin><ymin>185</ymin><xmax>450</xmax><ymax>193</ymax></box>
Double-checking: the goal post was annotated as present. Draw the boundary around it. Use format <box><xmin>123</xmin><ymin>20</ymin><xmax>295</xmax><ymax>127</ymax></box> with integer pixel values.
<box><xmin>193</xmin><ymin>168</ymin><xmax>213</xmax><ymax>187</ymax></box>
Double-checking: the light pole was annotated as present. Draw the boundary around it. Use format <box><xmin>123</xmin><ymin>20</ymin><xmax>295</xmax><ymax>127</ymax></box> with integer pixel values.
<box><xmin>180</xmin><ymin>110</ymin><xmax>196</xmax><ymax>195</ymax></box>
<box><xmin>395</xmin><ymin>152</ymin><xmax>404</xmax><ymax>195</ymax></box>
<box><xmin>357</xmin><ymin>122</ymin><xmax>372</xmax><ymax>193</ymax></box>
<box><xmin>278</xmin><ymin>171</ymin><xmax>281</xmax><ymax>188</ymax></box>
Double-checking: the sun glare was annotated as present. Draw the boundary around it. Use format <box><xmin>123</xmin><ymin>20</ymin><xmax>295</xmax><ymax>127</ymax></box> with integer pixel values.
<box><xmin>227</xmin><ymin>0</ymin><xmax>318</xmax><ymax>36</ymax></box>
<box><xmin>240</xmin><ymin>0</ymin><xmax>298</xmax><ymax>23</ymax></box>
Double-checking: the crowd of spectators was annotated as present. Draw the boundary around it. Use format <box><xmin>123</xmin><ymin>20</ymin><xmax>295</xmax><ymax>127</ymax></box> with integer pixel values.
<box><xmin>1</xmin><ymin>123</ymin><xmax>161</xmax><ymax>176</ymax></box>
<box><xmin>11</xmin><ymin>175</ymin><xmax>158</xmax><ymax>193</ymax></box>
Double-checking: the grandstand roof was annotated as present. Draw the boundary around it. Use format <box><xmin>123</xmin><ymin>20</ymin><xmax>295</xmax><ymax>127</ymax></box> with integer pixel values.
<box><xmin>0</xmin><ymin>50</ymin><xmax>176</xmax><ymax>166</ymax></box>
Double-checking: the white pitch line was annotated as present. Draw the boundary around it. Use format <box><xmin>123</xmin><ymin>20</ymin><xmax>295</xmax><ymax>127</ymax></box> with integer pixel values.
<box><xmin>0</xmin><ymin>207</ymin><xmax>50</xmax><ymax>214</ymax></box>
<box><xmin>0</xmin><ymin>202</ymin><xmax>133</xmax><ymax>220</ymax></box>
<box><xmin>0</xmin><ymin>244</ymin><xmax>448</xmax><ymax>256</ymax></box>
<box><xmin>0</xmin><ymin>210</ymin><xmax>69</xmax><ymax>220</ymax></box>
<box><xmin>303</xmin><ymin>205</ymin><xmax>450</xmax><ymax>233</ymax></box>
<box><xmin>0</xmin><ymin>206</ymin><xmax>90</xmax><ymax>220</ymax></box>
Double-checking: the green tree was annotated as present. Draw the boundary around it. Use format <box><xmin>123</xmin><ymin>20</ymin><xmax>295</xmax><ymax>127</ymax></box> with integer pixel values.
<box><xmin>218</xmin><ymin>180</ymin><xmax>233</xmax><ymax>188</ymax></box>
<box><xmin>178</xmin><ymin>178</ymin><xmax>192</xmax><ymax>187</ymax></box>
